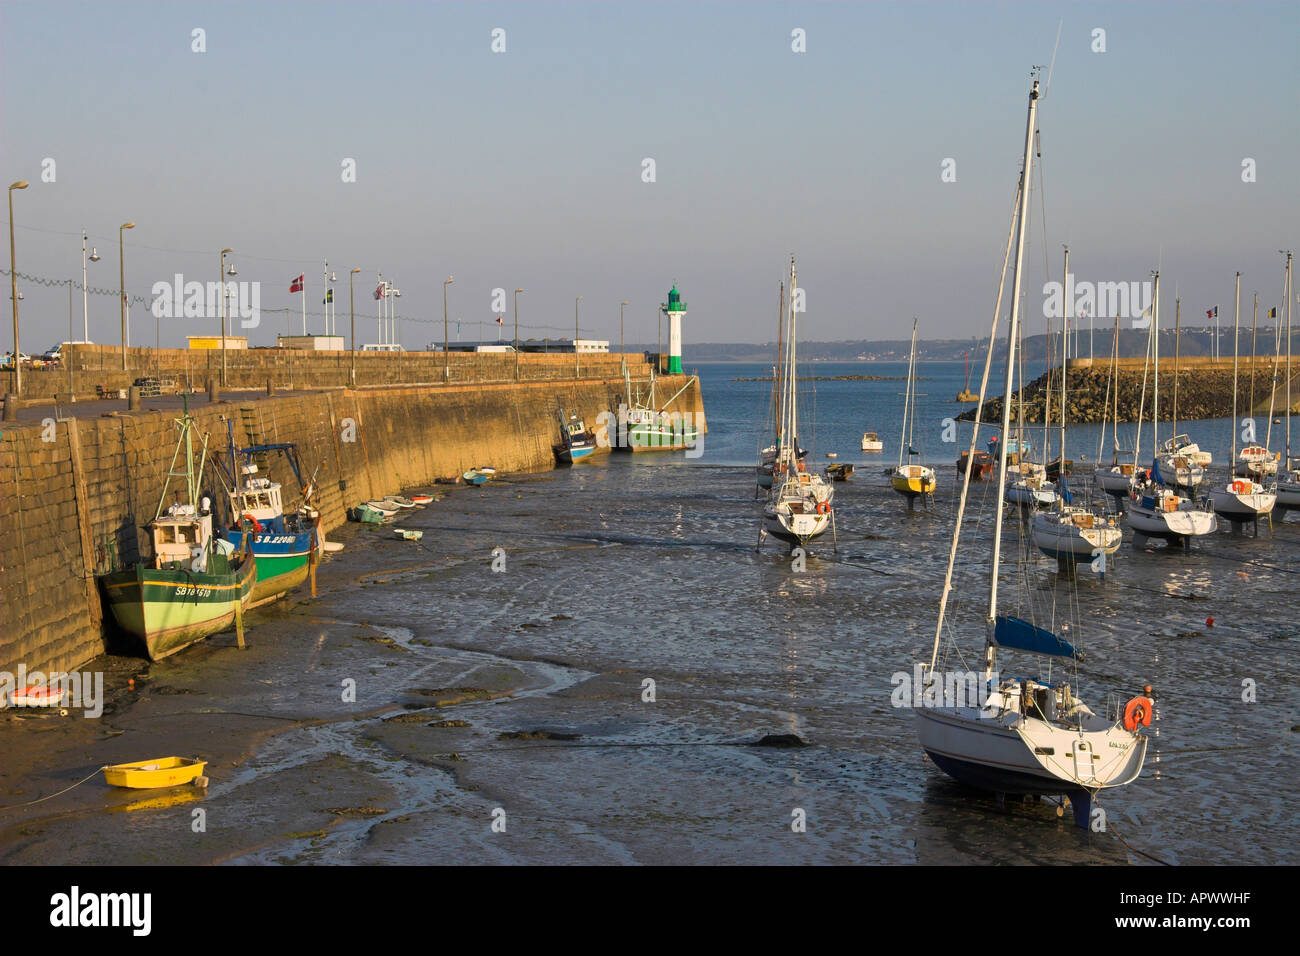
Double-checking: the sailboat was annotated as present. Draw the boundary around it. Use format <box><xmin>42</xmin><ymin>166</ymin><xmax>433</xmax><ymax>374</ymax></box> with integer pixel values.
<box><xmin>1155</xmin><ymin>299</ymin><xmax>1207</xmax><ymax>492</ymax></box>
<box><xmin>1094</xmin><ymin>314</ymin><xmax>1143</xmax><ymax>504</ymax></box>
<box><xmin>1003</xmin><ymin>317</ymin><xmax>1058</xmax><ymax>510</ymax></box>
<box><xmin>1158</xmin><ymin>298</ymin><xmax>1213</xmax><ymax>472</ymax></box>
<box><xmin>916</xmin><ymin>77</ymin><xmax>1150</xmax><ymax>828</ymax></box>
<box><xmin>1210</xmin><ymin>272</ymin><xmax>1277</xmax><ymax>531</ymax></box>
<box><xmin>1274</xmin><ymin>252</ymin><xmax>1300</xmax><ymax>515</ymax></box>
<box><xmin>890</xmin><ymin>319</ymin><xmax>937</xmax><ymax>508</ymax></box>
<box><xmin>1126</xmin><ymin>272</ymin><xmax>1219</xmax><ymax>547</ymax></box>
<box><xmin>98</xmin><ymin>399</ymin><xmax>257</xmax><ymax>660</ymax></box>
<box><xmin>1032</xmin><ymin>269</ymin><xmax>1121</xmax><ymax>564</ymax></box>
<box><xmin>759</xmin><ymin>257</ymin><xmax>834</xmax><ymax>548</ymax></box>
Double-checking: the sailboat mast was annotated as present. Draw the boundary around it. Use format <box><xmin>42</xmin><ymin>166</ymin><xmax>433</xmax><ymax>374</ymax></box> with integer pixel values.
<box><xmin>1287</xmin><ymin>251</ymin><xmax>1294</xmax><ymax>468</ymax></box>
<box><xmin>988</xmin><ymin>76</ymin><xmax>1039</xmax><ymax>641</ymax></box>
<box><xmin>1232</xmin><ymin>273</ymin><xmax>1240</xmax><ymax>466</ymax></box>
<box><xmin>899</xmin><ymin>319</ymin><xmax>917</xmax><ymax>467</ymax></box>
<box><xmin>773</xmin><ymin>280</ymin><xmax>785</xmax><ymax>442</ymax></box>
<box><xmin>786</xmin><ymin>257</ymin><xmax>799</xmax><ymax>457</ymax></box>
<box><xmin>1061</xmin><ymin>246</ymin><xmax>1069</xmax><ymax>469</ymax></box>
<box><xmin>1173</xmin><ymin>297</ymin><xmax>1181</xmax><ymax>437</ymax></box>
<box><xmin>1152</xmin><ymin>273</ymin><xmax>1160</xmax><ymax>461</ymax></box>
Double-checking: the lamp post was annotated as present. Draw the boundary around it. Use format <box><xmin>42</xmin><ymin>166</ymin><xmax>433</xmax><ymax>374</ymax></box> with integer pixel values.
<box><xmin>443</xmin><ymin>276</ymin><xmax>453</xmax><ymax>378</ymax></box>
<box><xmin>575</xmin><ymin>295</ymin><xmax>582</xmax><ymax>378</ymax></box>
<box><xmin>8</xmin><ymin>180</ymin><xmax>28</xmax><ymax>395</ymax></box>
<box><xmin>82</xmin><ymin>231</ymin><xmax>99</xmax><ymax>342</ymax></box>
<box><xmin>219</xmin><ymin>248</ymin><xmax>234</xmax><ymax>385</ymax></box>
<box><xmin>349</xmin><ymin>267</ymin><xmax>360</xmax><ymax>385</ymax></box>
<box><xmin>514</xmin><ymin>288</ymin><xmax>522</xmax><ymax>380</ymax></box>
<box><xmin>620</xmin><ymin>300</ymin><xmax>628</xmax><ymax>354</ymax></box>
<box><xmin>118</xmin><ymin>221</ymin><xmax>134</xmax><ymax>371</ymax></box>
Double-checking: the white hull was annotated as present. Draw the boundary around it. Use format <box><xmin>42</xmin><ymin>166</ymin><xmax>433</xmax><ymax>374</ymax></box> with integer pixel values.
<box><xmin>762</xmin><ymin>505</ymin><xmax>831</xmax><ymax>544</ymax></box>
<box><xmin>916</xmin><ymin>691</ymin><xmax>1148</xmax><ymax>796</ymax></box>
<box><xmin>1094</xmin><ymin>467</ymin><xmax>1138</xmax><ymax>496</ymax></box>
<box><xmin>1005</xmin><ymin>481</ymin><xmax>1058</xmax><ymax>509</ymax></box>
<box><xmin>1126</xmin><ymin>496</ymin><xmax>1218</xmax><ymax>539</ymax></box>
<box><xmin>1031</xmin><ymin>511</ymin><xmax>1122</xmax><ymax>560</ymax></box>
<box><xmin>1209</xmin><ymin>484</ymin><xmax>1276</xmax><ymax>520</ymax></box>
<box><xmin>1276</xmin><ymin>477</ymin><xmax>1300</xmax><ymax>510</ymax></box>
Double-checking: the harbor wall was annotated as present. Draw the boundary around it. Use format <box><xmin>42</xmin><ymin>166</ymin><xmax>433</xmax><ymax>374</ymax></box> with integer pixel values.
<box><xmin>5</xmin><ymin>345</ymin><xmax>675</xmax><ymax>403</ymax></box>
<box><xmin>0</xmin><ymin>373</ymin><xmax>705</xmax><ymax>677</ymax></box>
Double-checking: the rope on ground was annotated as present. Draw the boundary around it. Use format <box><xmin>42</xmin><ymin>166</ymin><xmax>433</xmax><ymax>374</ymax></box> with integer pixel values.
<box><xmin>0</xmin><ymin>765</ymin><xmax>108</xmax><ymax>811</ymax></box>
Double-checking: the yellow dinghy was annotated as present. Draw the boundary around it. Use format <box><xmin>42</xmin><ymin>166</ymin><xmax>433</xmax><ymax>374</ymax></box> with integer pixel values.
<box><xmin>104</xmin><ymin>757</ymin><xmax>207</xmax><ymax>789</ymax></box>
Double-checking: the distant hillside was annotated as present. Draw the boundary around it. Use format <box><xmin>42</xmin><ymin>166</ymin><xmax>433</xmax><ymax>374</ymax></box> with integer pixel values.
<box><xmin>668</xmin><ymin>329</ymin><xmax>1298</xmax><ymax>364</ymax></box>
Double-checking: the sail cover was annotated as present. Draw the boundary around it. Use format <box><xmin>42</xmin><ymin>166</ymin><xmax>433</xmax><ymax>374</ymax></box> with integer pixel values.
<box><xmin>993</xmin><ymin>615</ymin><xmax>1083</xmax><ymax>660</ymax></box>
<box><xmin>1058</xmin><ymin>473</ymin><xmax>1073</xmax><ymax>505</ymax></box>
<box><xmin>1150</xmin><ymin>457</ymin><xmax>1165</xmax><ymax>486</ymax></box>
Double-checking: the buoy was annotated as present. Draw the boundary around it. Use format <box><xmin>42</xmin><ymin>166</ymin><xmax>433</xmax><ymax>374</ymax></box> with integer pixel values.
<box><xmin>1206</xmin><ymin>616</ymin><xmax>1214</xmax><ymax>627</ymax></box>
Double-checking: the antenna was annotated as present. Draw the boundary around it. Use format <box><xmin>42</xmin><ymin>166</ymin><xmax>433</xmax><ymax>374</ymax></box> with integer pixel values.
<box><xmin>1043</xmin><ymin>19</ymin><xmax>1063</xmax><ymax>97</ymax></box>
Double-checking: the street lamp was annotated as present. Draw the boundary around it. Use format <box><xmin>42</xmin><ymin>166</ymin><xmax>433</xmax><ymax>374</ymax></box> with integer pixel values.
<box><xmin>514</xmin><ymin>288</ymin><xmax>523</xmax><ymax>380</ymax></box>
<box><xmin>82</xmin><ymin>231</ymin><xmax>99</xmax><ymax>343</ymax></box>
<box><xmin>349</xmin><ymin>267</ymin><xmax>361</xmax><ymax>385</ymax></box>
<box><xmin>219</xmin><ymin>248</ymin><xmax>234</xmax><ymax>385</ymax></box>
<box><xmin>8</xmin><ymin>180</ymin><xmax>28</xmax><ymax>395</ymax></box>
<box><xmin>575</xmin><ymin>295</ymin><xmax>582</xmax><ymax>378</ymax></box>
<box><xmin>443</xmin><ymin>276</ymin><xmax>453</xmax><ymax>377</ymax></box>
<box><xmin>620</xmin><ymin>300</ymin><xmax>628</xmax><ymax>355</ymax></box>
<box><xmin>119</xmin><ymin>221</ymin><xmax>134</xmax><ymax>371</ymax></box>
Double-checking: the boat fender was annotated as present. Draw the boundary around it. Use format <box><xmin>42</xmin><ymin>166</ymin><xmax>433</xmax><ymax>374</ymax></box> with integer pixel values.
<box><xmin>797</xmin><ymin>460</ymin><xmax>806</xmax><ymax>473</ymax></box>
<box><xmin>815</xmin><ymin>500</ymin><xmax>830</xmax><ymax>515</ymax></box>
<box><xmin>1122</xmin><ymin>695</ymin><xmax>1153</xmax><ymax>731</ymax></box>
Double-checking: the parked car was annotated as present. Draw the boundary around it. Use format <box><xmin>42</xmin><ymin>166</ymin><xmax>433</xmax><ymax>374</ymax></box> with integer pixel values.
<box><xmin>1</xmin><ymin>351</ymin><xmax>32</xmax><ymax>368</ymax></box>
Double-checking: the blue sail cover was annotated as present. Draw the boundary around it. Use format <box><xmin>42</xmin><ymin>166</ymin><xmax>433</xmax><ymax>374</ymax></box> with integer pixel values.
<box><xmin>1150</xmin><ymin>457</ymin><xmax>1165</xmax><ymax>486</ymax></box>
<box><xmin>993</xmin><ymin>615</ymin><xmax>1084</xmax><ymax>660</ymax></box>
<box><xmin>1058</xmin><ymin>474</ymin><xmax>1073</xmax><ymax>505</ymax></box>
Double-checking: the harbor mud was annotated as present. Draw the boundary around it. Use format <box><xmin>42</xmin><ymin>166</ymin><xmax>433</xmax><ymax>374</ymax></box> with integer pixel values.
<box><xmin>2</xmin><ymin>457</ymin><xmax>1294</xmax><ymax>864</ymax></box>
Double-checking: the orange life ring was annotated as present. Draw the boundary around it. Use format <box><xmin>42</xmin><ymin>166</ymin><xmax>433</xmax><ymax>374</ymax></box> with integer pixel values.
<box><xmin>242</xmin><ymin>513</ymin><xmax>263</xmax><ymax>533</ymax></box>
<box><xmin>815</xmin><ymin>500</ymin><xmax>830</xmax><ymax>515</ymax></box>
<box><xmin>1122</xmin><ymin>695</ymin><xmax>1153</xmax><ymax>731</ymax></box>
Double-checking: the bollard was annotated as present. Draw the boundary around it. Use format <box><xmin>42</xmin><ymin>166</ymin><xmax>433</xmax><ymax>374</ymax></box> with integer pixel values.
<box><xmin>1</xmin><ymin>393</ymin><xmax>16</xmax><ymax>421</ymax></box>
<box><xmin>128</xmin><ymin>385</ymin><xmax>141</xmax><ymax>410</ymax></box>
<box><xmin>266</xmin><ymin>378</ymin><xmax>274</xmax><ymax>396</ymax></box>
<box><xmin>208</xmin><ymin>378</ymin><xmax>220</xmax><ymax>403</ymax></box>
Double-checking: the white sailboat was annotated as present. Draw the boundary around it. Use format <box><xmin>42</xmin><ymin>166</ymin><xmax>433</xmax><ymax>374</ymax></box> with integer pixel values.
<box><xmin>889</xmin><ymin>318</ymin><xmax>936</xmax><ymax>508</ymax></box>
<box><xmin>1127</xmin><ymin>271</ymin><xmax>1219</xmax><ymax>547</ymax></box>
<box><xmin>1032</xmin><ymin>281</ymin><xmax>1122</xmax><ymax>563</ymax></box>
<box><xmin>916</xmin><ymin>77</ymin><xmax>1151</xmax><ymax>828</ymax></box>
<box><xmin>759</xmin><ymin>257</ymin><xmax>834</xmax><ymax>549</ymax></box>
<box><xmin>1210</xmin><ymin>272</ymin><xmax>1276</xmax><ymax>531</ymax></box>
<box><xmin>1094</xmin><ymin>314</ymin><xmax>1143</xmax><ymax>503</ymax></box>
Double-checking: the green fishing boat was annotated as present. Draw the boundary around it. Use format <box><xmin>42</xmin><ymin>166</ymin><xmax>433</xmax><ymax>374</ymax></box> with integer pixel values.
<box><xmin>98</xmin><ymin>400</ymin><xmax>257</xmax><ymax>661</ymax></box>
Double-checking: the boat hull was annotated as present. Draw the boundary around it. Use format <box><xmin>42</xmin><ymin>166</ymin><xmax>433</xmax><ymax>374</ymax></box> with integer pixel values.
<box><xmin>1127</xmin><ymin>496</ymin><xmax>1218</xmax><ymax>542</ymax></box>
<box><xmin>1031</xmin><ymin>513</ymin><xmax>1122</xmax><ymax>561</ymax></box>
<box><xmin>762</xmin><ymin>507</ymin><xmax>831</xmax><ymax>545</ymax></box>
<box><xmin>99</xmin><ymin>556</ymin><xmax>256</xmax><ymax>661</ymax></box>
<box><xmin>222</xmin><ymin>529</ymin><xmax>312</xmax><ymax>605</ymax></box>
<box><xmin>1209</xmin><ymin>486</ymin><xmax>1276</xmax><ymax>521</ymax></box>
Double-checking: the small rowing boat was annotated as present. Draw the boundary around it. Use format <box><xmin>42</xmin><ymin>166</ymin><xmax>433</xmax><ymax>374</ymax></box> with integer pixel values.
<box><xmin>384</xmin><ymin>495</ymin><xmax>416</xmax><ymax>509</ymax></box>
<box><xmin>104</xmin><ymin>757</ymin><xmax>207</xmax><ymax>789</ymax></box>
<box><xmin>393</xmin><ymin>529</ymin><xmax>424</xmax><ymax>541</ymax></box>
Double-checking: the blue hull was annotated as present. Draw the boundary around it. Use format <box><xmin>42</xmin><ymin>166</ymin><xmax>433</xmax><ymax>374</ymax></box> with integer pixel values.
<box><xmin>925</xmin><ymin>750</ymin><xmax>1092</xmax><ymax>827</ymax></box>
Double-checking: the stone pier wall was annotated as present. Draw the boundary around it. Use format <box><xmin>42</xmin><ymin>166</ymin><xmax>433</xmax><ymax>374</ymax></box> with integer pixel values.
<box><xmin>0</xmin><ymin>373</ymin><xmax>705</xmax><ymax>676</ymax></box>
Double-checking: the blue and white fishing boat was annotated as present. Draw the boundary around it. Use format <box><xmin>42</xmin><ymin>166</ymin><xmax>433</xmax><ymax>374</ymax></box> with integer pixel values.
<box><xmin>215</xmin><ymin>423</ymin><xmax>321</xmax><ymax>606</ymax></box>
<box><xmin>553</xmin><ymin>406</ymin><xmax>597</xmax><ymax>464</ymax></box>
<box><xmin>462</xmin><ymin>470</ymin><xmax>490</xmax><ymax>485</ymax></box>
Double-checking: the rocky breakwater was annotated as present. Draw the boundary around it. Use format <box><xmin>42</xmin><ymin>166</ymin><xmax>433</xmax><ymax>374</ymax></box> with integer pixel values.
<box><xmin>960</xmin><ymin>364</ymin><xmax>1300</xmax><ymax>424</ymax></box>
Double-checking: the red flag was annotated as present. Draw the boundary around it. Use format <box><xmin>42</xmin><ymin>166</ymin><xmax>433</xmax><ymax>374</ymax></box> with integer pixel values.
<box><xmin>289</xmin><ymin>274</ymin><xmax>304</xmax><ymax>294</ymax></box>
<box><xmin>496</xmin><ymin>315</ymin><xmax>503</xmax><ymax>325</ymax></box>
<box><xmin>374</xmin><ymin>283</ymin><xmax>387</xmax><ymax>300</ymax></box>
<box><xmin>1206</xmin><ymin>309</ymin><xmax>1212</xmax><ymax>319</ymax></box>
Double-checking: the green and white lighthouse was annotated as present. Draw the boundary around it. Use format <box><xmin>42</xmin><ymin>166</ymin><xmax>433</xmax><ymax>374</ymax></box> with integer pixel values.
<box><xmin>660</xmin><ymin>283</ymin><xmax>687</xmax><ymax>374</ymax></box>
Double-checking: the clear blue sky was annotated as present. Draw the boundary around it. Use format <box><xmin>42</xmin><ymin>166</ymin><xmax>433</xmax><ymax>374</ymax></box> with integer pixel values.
<box><xmin>2</xmin><ymin>1</ymin><xmax>1297</xmax><ymax>350</ymax></box>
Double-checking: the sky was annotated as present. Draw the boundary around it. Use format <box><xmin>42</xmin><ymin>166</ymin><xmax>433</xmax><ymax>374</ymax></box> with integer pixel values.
<box><xmin>1</xmin><ymin>0</ymin><xmax>1298</xmax><ymax>352</ymax></box>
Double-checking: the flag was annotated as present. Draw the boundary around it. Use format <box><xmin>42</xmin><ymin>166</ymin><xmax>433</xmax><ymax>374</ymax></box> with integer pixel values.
<box><xmin>290</xmin><ymin>274</ymin><xmax>304</xmax><ymax>294</ymax></box>
<box><xmin>1269</xmin><ymin>307</ymin><xmax>1277</xmax><ymax>319</ymax></box>
<box><xmin>496</xmin><ymin>315</ymin><xmax>503</xmax><ymax>325</ymax></box>
<box><xmin>374</xmin><ymin>283</ymin><xmax>387</xmax><ymax>300</ymax></box>
<box><xmin>323</xmin><ymin>288</ymin><xmax>334</xmax><ymax>304</ymax></box>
